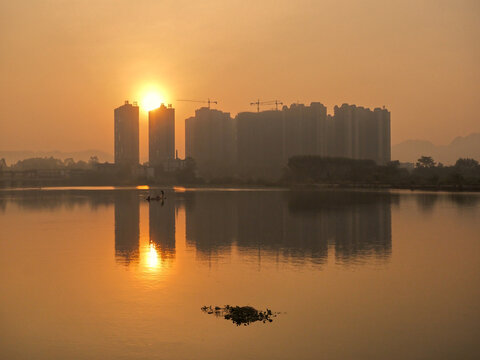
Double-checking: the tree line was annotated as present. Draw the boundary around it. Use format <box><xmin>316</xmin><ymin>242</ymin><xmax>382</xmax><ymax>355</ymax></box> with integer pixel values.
<box><xmin>284</xmin><ymin>155</ymin><xmax>480</xmax><ymax>189</ymax></box>
<box><xmin>0</xmin><ymin>155</ymin><xmax>200</xmax><ymax>187</ymax></box>
<box><xmin>2</xmin><ymin>154</ymin><xmax>480</xmax><ymax>190</ymax></box>
<box><xmin>0</xmin><ymin>156</ymin><xmax>100</xmax><ymax>170</ymax></box>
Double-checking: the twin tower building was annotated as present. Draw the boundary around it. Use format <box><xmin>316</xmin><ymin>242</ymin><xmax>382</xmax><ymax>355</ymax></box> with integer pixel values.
<box><xmin>114</xmin><ymin>100</ymin><xmax>175</xmax><ymax>170</ymax></box>
<box><xmin>114</xmin><ymin>100</ymin><xmax>391</xmax><ymax>180</ymax></box>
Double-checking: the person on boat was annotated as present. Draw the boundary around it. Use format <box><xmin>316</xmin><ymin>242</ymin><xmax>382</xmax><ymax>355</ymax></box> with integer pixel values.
<box><xmin>146</xmin><ymin>191</ymin><xmax>165</xmax><ymax>202</ymax></box>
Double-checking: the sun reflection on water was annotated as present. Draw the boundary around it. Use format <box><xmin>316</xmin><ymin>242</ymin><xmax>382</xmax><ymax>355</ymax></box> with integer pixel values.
<box><xmin>146</xmin><ymin>243</ymin><xmax>159</xmax><ymax>269</ymax></box>
<box><xmin>138</xmin><ymin>241</ymin><xmax>175</xmax><ymax>282</ymax></box>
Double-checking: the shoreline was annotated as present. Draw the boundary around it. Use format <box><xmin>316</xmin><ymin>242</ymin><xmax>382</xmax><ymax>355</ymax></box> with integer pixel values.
<box><xmin>1</xmin><ymin>183</ymin><xmax>479</xmax><ymax>193</ymax></box>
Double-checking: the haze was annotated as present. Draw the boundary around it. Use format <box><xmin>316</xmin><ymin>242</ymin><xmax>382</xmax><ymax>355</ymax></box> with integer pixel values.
<box><xmin>0</xmin><ymin>0</ymin><xmax>479</xmax><ymax>160</ymax></box>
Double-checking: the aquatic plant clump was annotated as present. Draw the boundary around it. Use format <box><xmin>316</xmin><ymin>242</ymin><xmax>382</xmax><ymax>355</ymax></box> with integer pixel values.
<box><xmin>201</xmin><ymin>305</ymin><xmax>278</xmax><ymax>326</ymax></box>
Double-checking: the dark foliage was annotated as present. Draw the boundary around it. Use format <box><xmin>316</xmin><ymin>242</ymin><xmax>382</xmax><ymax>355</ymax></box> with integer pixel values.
<box><xmin>285</xmin><ymin>155</ymin><xmax>480</xmax><ymax>188</ymax></box>
<box><xmin>201</xmin><ymin>305</ymin><xmax>277</xmax><ymax>326</ymax></box>
<box><xmin>285</xmin><ymin>156</ymin><xmax>407</xmax><ymax>184</ymax></box>
<box><xmin>8</xmin><ymin>156</ymin><xmax>94</xmax><ymax>170</ymax></box>
<box><xmin>174</xmin><ymin>157</ymin><xmax>199</xmax><ymax>184</ymax></box>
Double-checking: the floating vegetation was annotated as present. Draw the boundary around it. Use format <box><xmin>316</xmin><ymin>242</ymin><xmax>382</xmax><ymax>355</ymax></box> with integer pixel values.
<box><xmin>201</xmin><ymin>305</ymin><xmax>278</xmax><ymax>326</ymax></box>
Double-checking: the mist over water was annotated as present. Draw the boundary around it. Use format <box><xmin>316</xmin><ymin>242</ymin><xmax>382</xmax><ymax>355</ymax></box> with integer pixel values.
<box><xmin>0</xmin><ymin>188</ymin><xmax>479</xmax><ymax>359</ymax></box>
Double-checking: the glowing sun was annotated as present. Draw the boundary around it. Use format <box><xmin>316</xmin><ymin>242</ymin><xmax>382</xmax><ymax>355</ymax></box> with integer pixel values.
<box><xmin>141</xmin><ymin>92</ymin><xmax>164</xmax><ymax>111</ymax></box>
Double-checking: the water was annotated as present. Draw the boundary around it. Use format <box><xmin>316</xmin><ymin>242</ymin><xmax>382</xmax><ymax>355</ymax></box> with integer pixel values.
<box><xmin>0</xmin><ymin>188</ymin><xmax>479</xmax><ymax>360</ymax></box>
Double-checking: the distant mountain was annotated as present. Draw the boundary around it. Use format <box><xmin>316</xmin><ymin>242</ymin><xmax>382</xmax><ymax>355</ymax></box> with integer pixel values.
<box><xmin>0</xmin><ymin>150</ymin><xmax>113</xmax><ymax>165</ymax></box>
<box><xmin>392</xmin><ymin>133</ymin><xmax>480</xmax><ymax>165</ymax></box>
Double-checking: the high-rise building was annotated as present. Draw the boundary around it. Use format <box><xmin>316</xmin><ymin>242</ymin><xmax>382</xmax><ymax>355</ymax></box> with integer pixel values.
<box><xmin>114</xmin><ymin>101</ymin><xmax>139</xmax><ymax>166</ymax></box>
<box><xmin>331</xmin><ymin>104</ymin><xmax>391</xmax><ymax>164</ymax></box>
<box><xmin>184</xmin><ymin>102</ymin><xmax>391</xmax><ymax>179</ymax></box>
<box><xmin>149</xmin><ymin>104</ymin><xmax>175</xmax><ymax>168</ymax></box>
<box><xmin>236</xmin><ymin>110</ymin><xmax>284</xmax><ymax>179</ymax></box>
<box><xmin>332</xmin><ymin>104</ymin><xmax>355</xmax><ymax>159</ymax></box>
<box><xmin>374</xmin><ymin>107</ymin><xmax>391</xmax><ymax>165</ymax></box>
<box><xmin>236</xmin><ymin>103</ymin><xmax>328</xmax><ymax>179</ymax></box>
<box><xmin>185</xmin><ymin>107</ymin><xmax>235</xmax><ymax>178</ymax></box>
<box><xmin>283</xmin><ymin>102</ymin><xmax>328</xmax><ymax>161</ymax></box>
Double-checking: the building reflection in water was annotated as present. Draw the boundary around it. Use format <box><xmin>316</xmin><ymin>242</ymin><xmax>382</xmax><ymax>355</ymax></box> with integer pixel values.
<box><xmin>149</xmin><ymin>194</ymin><xmax>176</xmax><ymax>261</ymax></box>
<box><xmin>114</xmin><ymin>191</ymin><xmax>140</xmax><ymax>265</ymax></box>
<box><xmin>112</xmin><ymin>189</ymin><xmax>394</xmax><ymax>268</ymax></box>
<box><xmin>0</xmin><ymin>197</ymin><xmax>5</xmax><ymax>213</ymax></box>
<box><xmin>184</xmin><ymin>191</ymin><xmax>236</xmax><ymax>261</ymax></box>
<box><xmin>185</xmin><ymin>190</ymin><xmax>395</xmax><ymax>266</ymax></box>
<box><xmin>113</xmin><ymin>191</ymin><xmax>177</xmax><ymax>270</ymax></box>
<box><xmin>287</xmin><ymin>191</ymin><xmax>393</xmax><ymax>264</ymax></box>
<box><xmin>3</xmin><ymin>188</ymin><xmax>477</xmax><ymax>269</ymax></box>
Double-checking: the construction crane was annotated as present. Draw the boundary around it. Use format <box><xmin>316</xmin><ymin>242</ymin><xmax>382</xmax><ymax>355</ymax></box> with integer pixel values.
<box><xmin>176</xmin><ymin>98</ymin><xmax>218</xmax><ymax>109</ymax></box>
<box><xmin>250</xmin><ymin>99</ymin><xmax>283</xmax><ymax>112</ymax></box>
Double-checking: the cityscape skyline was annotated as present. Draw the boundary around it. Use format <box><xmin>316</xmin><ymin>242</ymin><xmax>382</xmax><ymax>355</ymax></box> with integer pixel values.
<box><xmin>1</xmin><ymin>1</ymin><xmax>478</xmax><ymax>159</ymax></box>
<box><xmin>115</xmin><ymin>100</ymin><xmax>391</xmax><ymax>179</ymax></box>
<box><xmin>2</xmin><ymin>2</ymin><xmax>479</xmax><ymax>358</ymax></box>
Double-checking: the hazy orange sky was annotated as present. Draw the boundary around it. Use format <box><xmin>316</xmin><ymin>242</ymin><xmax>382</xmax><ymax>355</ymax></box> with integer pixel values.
<box><xmin>1</xmin><ymin>0</ymin><xmax>479</xmax><ymax>160</ymax></box>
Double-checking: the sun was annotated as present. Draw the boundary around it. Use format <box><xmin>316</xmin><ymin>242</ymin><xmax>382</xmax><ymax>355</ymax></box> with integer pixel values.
<box><xmin>141</xmin><ymin>92</ymin><xmax>164</xmax><ymax>111</ymax></box>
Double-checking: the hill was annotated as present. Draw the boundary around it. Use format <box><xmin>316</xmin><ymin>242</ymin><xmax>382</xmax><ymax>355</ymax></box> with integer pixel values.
<box><xmin>392</xmin><ymin>133</ymin><xmax>480</xmax><ymax>164</ymax></box>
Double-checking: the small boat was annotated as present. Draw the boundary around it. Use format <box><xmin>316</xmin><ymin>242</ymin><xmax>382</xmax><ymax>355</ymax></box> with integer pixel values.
<box><xmin>145</xmin><ymin>191</ymin><xmax>166</xmax><ymax>202</ymax></box>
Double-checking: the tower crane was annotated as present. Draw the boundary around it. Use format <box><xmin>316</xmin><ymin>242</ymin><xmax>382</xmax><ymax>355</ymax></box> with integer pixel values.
<box><xmin>250</xmin><ymin>99</ymin><xmax>283</xmax><ymax>112</ymax></box>
<box><xmin>176</xmin><ymin>98</ymin><xmax>218</xmax><ymax>109</ymax></box>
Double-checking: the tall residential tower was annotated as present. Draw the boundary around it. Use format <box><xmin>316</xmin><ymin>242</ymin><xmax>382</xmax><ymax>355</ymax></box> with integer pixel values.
<box><xmin>185</xmin><ymin>107</ymin><xmax>235</xmax><ymax>178</ymax></box>
<box><xmin>114</xmin><ymin>101</ymin><xmax>139</xmax><ymax>166</ymax></box>
<box><xmin>149</xmin><ymin>104</ymin><xmax>175</xmax><ymax>168</ymax></box>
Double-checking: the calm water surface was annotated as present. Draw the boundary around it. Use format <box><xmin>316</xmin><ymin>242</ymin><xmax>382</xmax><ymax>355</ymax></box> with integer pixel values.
<box><xmin>0</xmin><ymin>188</ymin><xmax>479</xmax><ymax>359</ymax></box>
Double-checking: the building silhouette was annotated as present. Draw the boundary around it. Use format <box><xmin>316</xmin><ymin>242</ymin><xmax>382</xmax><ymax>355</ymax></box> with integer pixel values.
<box><xmin>149</xmin><ymin>104</ymin><xmax>175</xmax><ymax>168</ymax></box>
<box><xmin>114</xmin><ymin>191</ymin><xmax>140</xmax><ymax>265</ymax></box>
<box><xmin>185</xmin><ymin>107</ymin><xmax>235</xmax><ymax>178</ymax></box>
<box><xmin>184</xmin><ymin>102</ymin><xmax>390</xmax><ymax>180</ymax></box>
<box><xmin>332</xmin><ymin>104</ymin><xmax>390</xmax><ymax>164</ymax></box>
<box><xmin>114</xmin><ymin>101</ymin><xmax>139</xmax><ymax>166</ymax></box>
<box><xmin>283</xmin><ymin>102</ymin><xmax>329</xmax><ymax>160</ymax></box>
<box><xmin>236</xmin><ymin>110</ymin><xmax>284</xmax><ymax>179</ymax></box>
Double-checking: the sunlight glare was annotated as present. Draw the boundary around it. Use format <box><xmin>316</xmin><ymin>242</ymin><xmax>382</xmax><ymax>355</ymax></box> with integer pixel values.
<box><xmin>146</xmin><ymin>243</ymin><xmax>159</xmax><ymax>269</ymax></box>
<box><xmin>141</xmin><ymin>92</ymin><xmax>164</xmax><ymax>111</ymax></box>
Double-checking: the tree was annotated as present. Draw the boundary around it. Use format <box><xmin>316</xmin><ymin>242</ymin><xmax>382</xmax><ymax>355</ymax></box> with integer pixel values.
<box><xmin>455</xmin><ymin>158</ymin><xmax>479</xmax><ymax>169</ymax></box>
<box><xmin>74</xmin><ymin>160</ymin><xmax>89</xmax><ymax>169</ymax></box>
<box><xmin>285</xmin><ymin>156</ymin><xmax>377</xmax><ymax>183</ymax></box>
<box><xmin>416</xmin><ymin>156</ymin><xmax>436</xmax><ymax>168</ymax></box>
<box><xmin>175</xmin><ymin>157</ymin><xmax>198</xmax><ymax>183</ymax></box>
<box><xmin>88</xmin><ymin>156</ymin><xmax>99</xmax><ymax>166</ymax></box>
<box><xmin>64</xmin><ymin>158</ymin><xmax>75</xmax><ymax>167</ymax></box>
<box><xmin>0</xmin><ymin>158</ymin><xmax>6</xmax><ymax>170</ymax></box>
<box><xmin>447</xmin><ymin>172</ymin><xmax>464</xmax><ymax>187</ymax></box>
<box><xmin>11</xmin><ymin>157</ymin><xmax>64</xmax><ymax>170</ymax></box>
<box><xmin>387</xmin><ymin>160</ymin><xmax>400</xmax><ymax>168</ymax></box>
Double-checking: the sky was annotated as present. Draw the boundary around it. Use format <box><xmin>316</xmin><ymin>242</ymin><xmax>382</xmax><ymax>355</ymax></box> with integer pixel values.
<box><xmin>0</xmin><ymin>0</ymin><xmax>479</xmax><ymax>160</ymax></box>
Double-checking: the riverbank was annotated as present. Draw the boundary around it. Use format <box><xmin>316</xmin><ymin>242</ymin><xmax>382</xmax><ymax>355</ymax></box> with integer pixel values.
<box><xmin>1</xmin><ymin>182</ymin><xmax>480</xmax><ymax>192</ymax></box>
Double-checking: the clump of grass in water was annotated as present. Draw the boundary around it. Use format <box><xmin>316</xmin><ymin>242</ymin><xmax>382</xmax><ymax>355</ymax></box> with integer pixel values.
<box><xmin>201</xmin><ymin>305</ymin><xmax>278</xmax><ymax>326</ymax></box>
